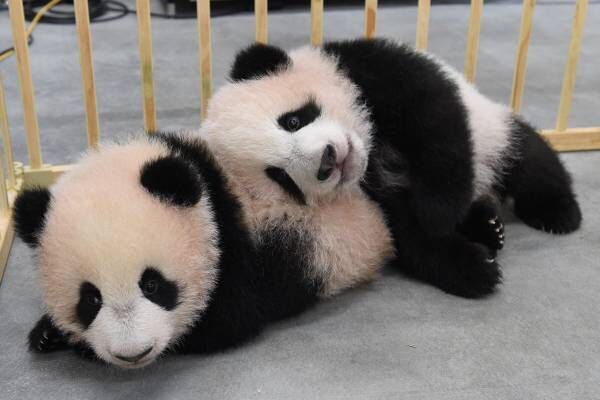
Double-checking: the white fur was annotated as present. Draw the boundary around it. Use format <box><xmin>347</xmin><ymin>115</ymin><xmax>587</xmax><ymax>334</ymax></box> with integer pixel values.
<box><xmin>429</xmin><ymin>54</ymin><xmax>515</xmax><ymax>197</ymax></box>
<box><xmin>38</xmin><ymin>137</ymin><xmax>220</xmax><ymax>368</ymax></box>
<box><xmin>202</xmin><ymin>47</ymin><xmax>394</xmax><ymax>295</ymax></box>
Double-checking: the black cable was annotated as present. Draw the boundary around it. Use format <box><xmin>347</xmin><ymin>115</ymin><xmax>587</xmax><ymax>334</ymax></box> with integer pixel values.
<box><xmin>22</xmin><ymin>0</ymin><xmax>128</xmax><ymax>24</ymax></box>
<box><xmin>0</xmin><ymin>34</ymin><xmax>34</xmax><ymax>60</ymax></box>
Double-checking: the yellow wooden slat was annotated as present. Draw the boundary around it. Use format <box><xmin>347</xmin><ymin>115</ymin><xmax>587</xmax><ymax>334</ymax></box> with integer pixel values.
<box><xmin>255</xmin><ymin>0</ymin><xmax>268</xmax><ymax>44</ymax></box>
<box><xmin>136</xmin><ymin>0</ymin><xmax>157</xmax><ymax>132</ymax></box>
<box><xmin>74</xmin><ymin>0</ymin><xmax>100</xmax><ymax>148</ymax></box>
<box><xmin>311</xmin><ymin>0</ymin><xmax>324</xmax><ymax>46</ymax></box>
<box><xmin>197</xmin><ymin>0</ymin><xmax>212</xmax><ymax>120</ymax></box>
<box><xmin>0</xmin><ymin>74</ymin><xmax>17</xmax><ymax>189</ymax></box>
<box><xmin>0</xmin><ymin>213</ymin><xmax>15</xmax><ymax>284</ymax></box>
<box><xmin>556</xmin><ymin>0</ymin><xmax>588</xmax><ymax>132</ymax></box>
<box><xmin>8</xmin><ymin>0</ymin><xmax>43</xmax><ymax>168</ymax></box>
<box><xmin>542</xmin><ymin>126</ymin><xmax>600</xmax><ymax>152</ymax></box>
<box><xmin>364</xmin><ymin>0</ymin><xmax>377</xmax><ymax>39</ymax></box>
<box><xmin>0</xmin><ymin>153</ymin><xmax>8</xmax><ymax>213</ymax></box>
<box><xmin>510</xmin><ymin>0</ymin><xmax>536</xmax><ymax>112</ymax></box>
<box><xmin>464</xmin><ymin>0</ymin><xmax>483</xmax><ymax>82</ymax></box>
<box><xmin>416</xmin><ymin>0</ymin><xmax>431</xmax><ymax>50</ymax></box>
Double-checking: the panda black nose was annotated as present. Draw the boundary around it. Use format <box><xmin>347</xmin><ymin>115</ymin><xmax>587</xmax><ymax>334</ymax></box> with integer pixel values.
<box><xmin>317</xmin><ymin>144</ymin><xmax>336</xmax><ymax>181</ymax></box>
<box><xmin>114</xmin><ymin>346</ymin><xmax>153</xmax><ymax>363</ymax></box>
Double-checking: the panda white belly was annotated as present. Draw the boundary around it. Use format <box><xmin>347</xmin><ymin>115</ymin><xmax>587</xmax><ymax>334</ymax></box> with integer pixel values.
<box><xmin>437</xmin><ymin>60</ymin><xmax>515</xmax><ymax>198</ymax></box>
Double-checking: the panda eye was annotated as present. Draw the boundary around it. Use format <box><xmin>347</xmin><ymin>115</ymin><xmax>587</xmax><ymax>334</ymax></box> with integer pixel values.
<box><xmin>286</xmin><ymin>115</ymin><xmax>301</xmax><ymax>131</ymax></box>
<box><xmin>142</xmin><ymin>280</ymin><xmax>158</xmax><ymax>295</ymax></box>
<box><xmin>77</xmin><ymin>282</ymin><xmax>103</xmax><ymax>328</ymax></box>
<box><xmin>139</xmin><ymin>267</ymin><xmax>179</xmax><ymax>310</ymax></box>
<box><xmin>85</xmin><ymin>292</ymin><xmax>102</xmax><ymax>306</ymax></box>
<box><xmin>277</xmin><ymin>99</ymin><xmax>321</xmax><ymax>133</ymax></box>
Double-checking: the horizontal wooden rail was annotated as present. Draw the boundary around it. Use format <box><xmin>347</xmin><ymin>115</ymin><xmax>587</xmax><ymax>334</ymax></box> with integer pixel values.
<box><xmin>541</xmin><ymin>127</ymin><xmax>600</xmax><ymax>152</ymax></box>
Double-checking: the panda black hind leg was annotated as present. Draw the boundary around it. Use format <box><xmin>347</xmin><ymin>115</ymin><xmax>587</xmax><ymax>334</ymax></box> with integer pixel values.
<box><xmin>380</xmin><ymin>194</ymin><xmax>501</xmax><ymax>298</ymax></box>
<box><xmin>504</xmin><ymin>119</ymin><xmax>582</xmax><ymax>234</ymax></box>
<box><xmin>457</xmin><ymin>196</ymin><xmax>504</xmax><ymax>258</ymax></box>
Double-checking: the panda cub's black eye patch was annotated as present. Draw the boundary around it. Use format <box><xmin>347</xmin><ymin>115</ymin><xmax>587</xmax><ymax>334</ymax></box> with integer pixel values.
<box><xmin>277</xmin><ymin>99</ymin><xmax>321</xmax><ymax>133</ymax></box>
<box><xmin>77</xmin><ymin>282</ymin><xmax>102</xmax><ymax>328</ymax></box>
<box><xmin>139</xmin><ymin>267</ymin><xmax>179</xmax><ymax>311</ymax></box>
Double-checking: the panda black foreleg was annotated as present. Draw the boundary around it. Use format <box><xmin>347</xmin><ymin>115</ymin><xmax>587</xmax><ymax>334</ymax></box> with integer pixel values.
<box><xmin>504</xmin><ymin>120</ymin><xmax>582</xmax><ymax>234</ymax></box>
<box><xmin>28</xmin><ymin>314</ymin><xmax>70</xmax><ymax>353</ymax></box>
<box><xmin>457</xmin><ymin>196</ymin><xmax>504</xmax><ymax>258</ymax></box>
<box><xmin>381</xmin><ymin>195</ymin><xmax>502</xmax><ymax>298</ymax></box>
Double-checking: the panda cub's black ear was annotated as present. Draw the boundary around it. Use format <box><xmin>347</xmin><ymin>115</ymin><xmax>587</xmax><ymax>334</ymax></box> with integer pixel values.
<box><xmin>140</xmin><ymin>156</ymin><xmax>203</xmax><ymax>207</ymax></box>
<box><xmin>230</xmin><ymin>43</ymin><xmax>291</xmax><ymax>82</ymax></box>
<box><xmin>13</xmin><ymin>187</ymin><xmax>52</xmax><ymax>248</ymax></box>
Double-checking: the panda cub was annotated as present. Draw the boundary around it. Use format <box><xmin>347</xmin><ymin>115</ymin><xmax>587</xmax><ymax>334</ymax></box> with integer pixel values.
<box><xmin>202</xmin><ymin>38</ymin><xmax>582</xmax><ymax>298</ymax></box>
<box><xmin>14</xmin><ymin>133</ymin><xmax>392</xmax><ymax>368</ymax></box>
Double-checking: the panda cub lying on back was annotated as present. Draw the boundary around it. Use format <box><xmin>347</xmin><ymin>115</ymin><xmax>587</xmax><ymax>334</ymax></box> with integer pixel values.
<box><xmin>203</xmin><ymin>38</ymin><xmax>582</xmax><ymax>298</ymax></box>
<box><xmin>14</xmin><ymin>133</ymin><xmax>394</xmax><ymax>368</ymax></box>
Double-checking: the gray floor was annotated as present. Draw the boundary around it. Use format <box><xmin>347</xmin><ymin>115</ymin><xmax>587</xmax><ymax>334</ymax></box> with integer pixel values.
<box><xmin>1</xmin><ymin>2</ymin><xmax>599</xmax><ymax>399</ymax></box>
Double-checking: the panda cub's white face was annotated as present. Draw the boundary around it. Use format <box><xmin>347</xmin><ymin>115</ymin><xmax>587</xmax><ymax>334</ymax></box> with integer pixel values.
<box><xmin>202</xmin><ymin>46</ymin><xmax>372</xmax><ymax>203</ymax></box>
<box><xmin>37</xmin><ymin>141</ymin><xmax>220</xmax><ymax>368</ymax></box>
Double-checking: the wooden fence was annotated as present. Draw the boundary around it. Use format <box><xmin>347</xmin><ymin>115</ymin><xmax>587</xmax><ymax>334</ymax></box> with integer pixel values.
<box><xmin>0</xmin><ymin>0</ymin><xmax>596</xmax><ymax>279</ymax></box>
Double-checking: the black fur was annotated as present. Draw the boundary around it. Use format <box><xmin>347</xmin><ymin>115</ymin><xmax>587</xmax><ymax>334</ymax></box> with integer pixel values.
<box><xmin>76</xmin><ymin>282</ymin><xmax>103</xmax><ymax>328</ymax></box>
<box><xmin>265</xmin><ymin>166</ymin><xmax>307</xmax><ymax>205</ymax></box>
<box><xmin>230</xmin><ymin>43</ymin><xmax>291</xmax><ymax>82</ymax></box>
<box><xmin>317</xmin><ymin>38</ymin><xmax>580</xmax><ymax>297</ymax></box>
<box><xmin>140</xmin><ymin>155</ymin><xmax>203</xmax><ymax>207</ymax></box>
<box><xmin>13</xmin><ymin>187</ymin><xmax>51</xmax><ymax>247</ymax></box>
<box><xmin>139</xmin><ymin>267</ymin><xmax>179</xmax><ymax>311</ymax></box>
<box><xmin>28</xmin><ymin>314</ymin><xmax>70</xmax><ymax>353</ymax></box>
<box><xmin>254</xmin><ymin>222</ymin><xmax>322</xmax><ymax>321</ymax></box>
<box><xmin>277</xmin><ymin>98</ymin><xmax>322</xmax><ymax>133</ymax></box>
<box><xmin>324</xmin><ymin>39</ymin><xmax>475</xmax><ymax>237</ymax></box>
<box><xmin>457</xmin><ymin>197</ymin><xmax>504</xmax><ymax>258</ymax></box>
<box><xmin>503</xmin><ymin>119</ymin><xmax>581</xmax><ymax>234</ymax></box>
<box><xmin>153</xmin><ymin>133</ymin><xmax>319</xmax><ymax>354</ymax></box>
<box><xmin>321</xmin><ymin>39</ymin><xmax>502</xmax><ymax>297</ymax></box>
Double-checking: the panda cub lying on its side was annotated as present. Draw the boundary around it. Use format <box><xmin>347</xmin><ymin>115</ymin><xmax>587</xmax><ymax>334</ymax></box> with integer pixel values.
<box><xmin>202</xmin><ymin>38</ymin><xmax>582</xmax><ymax>298</ymax></box>
<box><xmin>14</xmin><ymin>133</ymin><xmax>399</xmax><ymax>368</ymax></box>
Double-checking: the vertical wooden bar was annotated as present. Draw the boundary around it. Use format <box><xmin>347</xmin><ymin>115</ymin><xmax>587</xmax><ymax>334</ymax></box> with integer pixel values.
<box><xmin>416</xmin><ymin>0</ymin><xmax>431</xmax><ymax>50</ymax></box>
<box><xmin>510</xmin><ymin>0</ymin><xmax>536</xmax><ymax>112</ymax></box>
<box><xmin>8</xmin><ymin>0</ymin><xmax>43</xmax><ymax>168</ymax></box>
<box><xmin>364</xmin><ymin>0</ymin><xmax>377</xmax><ymax>39</ymax></box>
<box><xmin>311</xmin><ymin>0</ymin><xmax>324</xmax><ymax>46</ymax></box>
<box><xmin>136</xmin><ymin>0</ymin><xmax>157</xmax><ymax>132</ymax></box>
<box><xmin>197</xmin><ymin>0</ymin><xmax>212</xmax><ymax>120</ymax></box>
<box><xmin>0</xmin><ymin>152</ymin><xmax>8</xmax><ymax>213</ymax></box>
<box><xmin>255</xmin><ymin>0</ymin><xmax>268</xmax><ymax>44</ymax></box>
<box><xmin>556</xmin><ymin>0</ymin><xmax>588</xmax><ymax>132</ymax></box>
<box><xmin>74</xmin><ymin>0</ymin><xmax>100</xmax><ymax>148</ymax></box>
<box><xmin>0</xmin><ymin>74</ymin><xmax>17</xmax><ymax>190</ymax></box>
<box><xmin>464</xmin><ymin>0</ymin><xmax>483</xmax><ymax>82</ymax></box>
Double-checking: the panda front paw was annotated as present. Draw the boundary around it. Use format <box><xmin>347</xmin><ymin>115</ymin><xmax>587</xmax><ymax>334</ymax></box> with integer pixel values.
<box><xmin>458</xmin><ymin>198</ymin><xmax>504</xmax><ymax>257</ymax></box>
<box><xmin>28</xmin><ymin>315</ymin><xmax>69</xmax><ymax>353</ymax></box>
